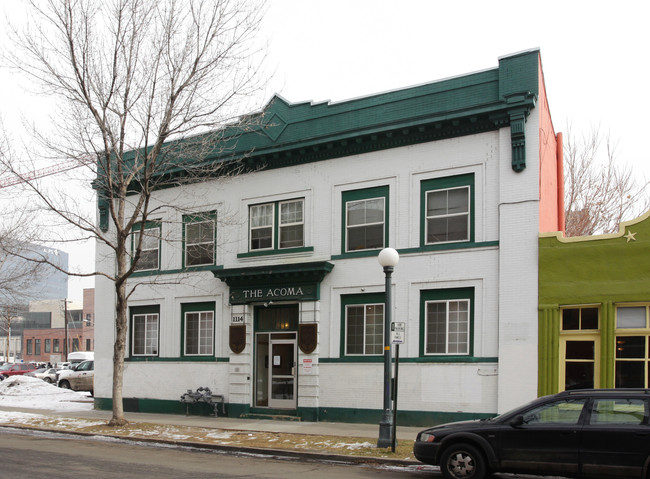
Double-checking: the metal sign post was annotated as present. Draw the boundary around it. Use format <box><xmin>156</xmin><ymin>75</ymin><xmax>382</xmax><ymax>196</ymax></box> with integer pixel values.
<box><xmin>390</xmin><ymin>322</ymin><xmax>406</xmax><ymax>452</ymax></box>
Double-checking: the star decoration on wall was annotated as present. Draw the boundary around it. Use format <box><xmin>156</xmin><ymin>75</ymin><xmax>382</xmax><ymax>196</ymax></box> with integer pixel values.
<box><xmin>624</xmin><ymin>230</ymin><xmax>637</xmax><ymax>242</ymax></box>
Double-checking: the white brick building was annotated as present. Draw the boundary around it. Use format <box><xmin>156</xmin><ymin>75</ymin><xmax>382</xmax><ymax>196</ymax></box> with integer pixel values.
<box><xmin>94</xmin><ymin>49</ymin><xmax>563</xmax><ymax>425</ymax></box>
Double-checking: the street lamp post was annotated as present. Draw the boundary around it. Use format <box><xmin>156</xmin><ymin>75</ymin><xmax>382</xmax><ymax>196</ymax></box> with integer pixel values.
<box><xmin>377</xmin><ymin>247</ymin><xmax>399</xmax><ymax>449</ymax></box>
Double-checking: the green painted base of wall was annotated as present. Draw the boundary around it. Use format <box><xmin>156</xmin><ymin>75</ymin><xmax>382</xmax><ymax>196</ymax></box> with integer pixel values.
<box><xmin>94</xmin><ymin>397</ymin><xmax>495</xmax><ymax>427</ymax></box>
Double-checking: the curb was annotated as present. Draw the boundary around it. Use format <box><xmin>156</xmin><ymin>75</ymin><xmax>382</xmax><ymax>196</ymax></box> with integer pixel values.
<box><xmin>1</xmin><ymin>423</ymin><xmax>421</xmax><ymax>468</ymax></box>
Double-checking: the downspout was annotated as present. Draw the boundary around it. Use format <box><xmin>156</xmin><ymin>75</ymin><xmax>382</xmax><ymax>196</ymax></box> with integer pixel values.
<box><xmin>556</xmin><ymin>132</ymin><xmax>565</xmax><ymax>234</ymax></box>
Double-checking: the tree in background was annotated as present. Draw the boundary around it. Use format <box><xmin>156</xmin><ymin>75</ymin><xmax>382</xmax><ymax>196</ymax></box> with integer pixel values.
<box><xmin>1</xmin><ymin>0</ymin><xmax>267</xmax><ymax>425</ymax></box>
<box><xmin>564</xmin><ymin>125</ymin><xmax>650</xmax><ymax>237</ymax></box>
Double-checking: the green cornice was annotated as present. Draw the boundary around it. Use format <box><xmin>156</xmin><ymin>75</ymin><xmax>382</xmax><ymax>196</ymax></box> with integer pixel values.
<box><xmin>101</xmin><ymin>51</ymin><xmax>541</xmax><ymax>197</ymax></box>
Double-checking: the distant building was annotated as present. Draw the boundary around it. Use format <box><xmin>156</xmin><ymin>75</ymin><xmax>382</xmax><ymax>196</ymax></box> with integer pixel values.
<box><xmin>0</xmin><ymin>245</ymin><xmax>69</xmax><ymax>361</ymax></box>
<box><xmin>17</xmin><ymin>289</ymin><xmax>95</xmax><ymax>364</ymax></box>
<box><xmin>0</xmin><ymin>244</ymin><xmax>69</xmax><ymax>304</ymax></box>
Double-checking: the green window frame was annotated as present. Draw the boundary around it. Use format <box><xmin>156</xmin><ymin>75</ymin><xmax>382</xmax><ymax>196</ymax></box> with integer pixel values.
<box><xmin>420</xmin><ymin>288</ymin><xmax>474</xmax><ymax>357</ymax></box>
<box><xmin>421</xmin><ymin>174</ymin><xmax>474</xmax><ymax>246</ymax></box>
<box><xmin>340</xmin><ymin>293</ymin><xmax>385</xmax><ymax>358</ymax></box>
<box><xmin>130</xmin><ymin>305</ymin><xmax>160</xmax><ymax>357</ymax></box>
<box><xmin>249</xmin><ymin>198</ymin><xmax>304</xmax><ymax>252</ymax></box>
<box><xmin>183</xmin><ymin>212</ymin><xmax>216</xmax><ymax>268</ymax></box>
<box><xmin>341</xmin><ymin>186</ymin><xmax>389</xmax><ymax>254</ymax></box>
<box><xmin>131</xmin><ymin>221</ymin><xmax>161</xmax><ymax>271</ymax></box>
<box><xmin>181</xmin><ymin>302</ymin><xmax>215</xmax><ymax>358</ymax></box>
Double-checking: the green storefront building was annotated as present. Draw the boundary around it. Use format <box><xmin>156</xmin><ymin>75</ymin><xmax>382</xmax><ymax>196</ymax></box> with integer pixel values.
<box><xmin>539</xmin><ymin>211</ymin><xmax>650</xmax><ymax>396</ymax></box>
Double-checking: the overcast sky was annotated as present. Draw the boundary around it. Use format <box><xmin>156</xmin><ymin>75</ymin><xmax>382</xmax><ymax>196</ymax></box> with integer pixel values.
<box><xmin>261</xmin><ymin>0</ymin><xmax>649</xmax><ymax>172</ymax></box>
<box><xmin>1</xmin><ymin>0</ymin><xmax>648</xmax><ymax>300</ymax></box>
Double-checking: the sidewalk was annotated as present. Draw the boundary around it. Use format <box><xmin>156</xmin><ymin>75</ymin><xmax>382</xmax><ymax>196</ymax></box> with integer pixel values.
<box><xmin>0</xmin><ymin>405</ymin><xmax>428</xmax><ymax>467</ymax></box>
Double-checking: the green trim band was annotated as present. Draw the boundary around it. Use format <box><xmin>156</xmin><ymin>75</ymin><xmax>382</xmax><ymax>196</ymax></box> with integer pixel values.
<box><xmin>320</xmin><ymin>356</ymin><xmax>498</xmax><ymax>364</ymax></box>
<box><xmin>330</xmin><ymin>241</ymin><xmax>499</xmax><ymax>261</ymax></box>
<box><xmin>94</xmin><ymin>397</ymin><xmax>495</xmax><ymax>427</ymax></box>
<box><xmin>126</xmin><ymin>356</ymin><xmax>230</xmax><ymax>362</ymax></box>
<box><xmin>129</xmin><ymin>264</ymin><xmax>223</xmax><ymax>278</ymax></box>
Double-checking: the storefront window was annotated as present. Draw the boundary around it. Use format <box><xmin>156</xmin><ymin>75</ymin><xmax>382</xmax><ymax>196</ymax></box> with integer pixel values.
<box><xmin>615</xmin><ymin>306</ymin><xmax>650</xmax><ymax>388</ymax></box>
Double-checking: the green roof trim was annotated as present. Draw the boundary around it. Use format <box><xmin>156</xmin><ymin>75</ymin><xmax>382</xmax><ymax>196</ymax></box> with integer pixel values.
<box><xmin>103</xmin><ymin>50</ymin><xmax>541</xmax><ymax>196</ymax></box>
<box><xmin>235</xmin><ymin>50</ymin><xmax>539</xmax><ymax>172</ymax></box>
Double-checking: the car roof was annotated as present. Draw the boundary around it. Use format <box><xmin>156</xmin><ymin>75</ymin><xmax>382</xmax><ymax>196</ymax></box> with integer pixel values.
<box><xmin>556</xmin><ymin>388</ymin><xmax>650</xmax><ymax>397</ymax></box>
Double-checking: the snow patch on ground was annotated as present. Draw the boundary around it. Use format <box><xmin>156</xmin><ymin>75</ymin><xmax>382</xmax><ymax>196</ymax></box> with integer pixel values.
<box><xmin>0</xmin><ymin>375</ymin><xmax>93</xmax><ymax>411</ymax></box>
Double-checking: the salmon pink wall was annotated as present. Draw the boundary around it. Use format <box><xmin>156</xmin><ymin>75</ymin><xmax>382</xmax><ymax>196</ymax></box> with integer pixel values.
<box><xmin>537</xmin><ymin>55</ymin><xmax>563</xmax><ymax>233</ymax></box>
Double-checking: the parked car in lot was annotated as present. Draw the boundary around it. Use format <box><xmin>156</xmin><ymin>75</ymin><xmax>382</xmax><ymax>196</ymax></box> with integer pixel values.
<box><xmin>0</xmin><ymin>363</ymin><xmax>39</xmax><ymax>380</ymax></box>
<box><xmin>25</xmin><ymin>367</ymin><xmax>59</xmax><ymax>383</ymax></box>
<box><xmin>414</xmin><ymin>388</ymin><xmax>650</xmax><ymax>479</ymax></box>
<box><xmin>57</xmin><ymin>360</ymin><xmax>93</xmax><ymax>395</ymax></box>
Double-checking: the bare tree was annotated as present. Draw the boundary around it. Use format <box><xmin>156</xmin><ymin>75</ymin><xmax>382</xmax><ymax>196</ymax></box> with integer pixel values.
<box><xmin>564</xmin><ymin>125</ymin><xmax>650</xmax><ymax>237</ymax></box>
<box><xmin>1</xmin><ymin>0</ymin><xmax>267</xmax><ymax>425</ymax></box>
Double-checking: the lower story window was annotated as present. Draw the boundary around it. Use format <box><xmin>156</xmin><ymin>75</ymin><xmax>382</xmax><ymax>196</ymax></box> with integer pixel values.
<box><xmin>421</xmin><ymin>288</ymin><xmax>473</xmax><ymax>356</ymax></box>
<box><xmin>183</xmin><ymin>302</ymin><xmax>215</xmax><ymax>356</ymax></box>
<box><xmin>615</xmin><ymin>305</ymin><xmax>650</xmax><ymax>388</ymax></box>
<box><xmin>341</xmin><ymin>293</ymin><xmax>385</xmax><ymax>357</ymax></box>
<box><xmin>615</xmin><ymin>336</ymin><xmax>649</xmax><ymax>388</ymax></box>
<box><xmin>131</xmin><ymin>305</ymin><xmax>160</xmax><ymax>356</ymax></box>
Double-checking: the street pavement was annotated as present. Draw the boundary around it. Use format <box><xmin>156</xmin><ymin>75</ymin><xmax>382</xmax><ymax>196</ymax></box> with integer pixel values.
<box><xmin>0</xmin><ymin>405</ymin><xmax>426</xmax><ymax>467</ymax></box>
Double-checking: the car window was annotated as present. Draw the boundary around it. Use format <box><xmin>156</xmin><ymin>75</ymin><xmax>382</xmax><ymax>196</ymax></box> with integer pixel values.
<box><xmin>77</xmin><ymin>361</ymin><xmax>93</xmax><ymax>371</ymax></box>
<box><xmin>590</xmin><ymin>398</ymin><xmax>647</xmax><ymax>425</ymax></box>
<box><xmin>522</xmin><ymin>398</ymin><xmax>587</xmax><ymax>425</ymax></box>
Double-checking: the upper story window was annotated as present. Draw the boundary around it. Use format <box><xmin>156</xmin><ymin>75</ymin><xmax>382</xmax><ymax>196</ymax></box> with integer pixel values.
<box><xmin>342</xmin><ymin>186</ymin><xmax>388</xmax><ymax>253</ymax></box>
<box><xmin>249</xmin><ymin>199</ymin><xmax>304</xmax><ymax>251</ymax></box>
<box><xmin>421</xmin><ymin>174</ymin><xmax>473</xmax><ymax>246</ymax></box>
<box><xmin>132</xmin><ymin>222</ymin><xmax>161</xmax><ymax>271</ymax></box>
<box><xmin>183</xmin><ymin>213</ymin><xmax>216</xmax><ymax>267</ymax></box>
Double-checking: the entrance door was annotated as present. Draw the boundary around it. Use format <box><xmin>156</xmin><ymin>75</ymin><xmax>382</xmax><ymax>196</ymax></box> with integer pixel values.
<box><xmin>255</xmin><ymin>332</ymin><xmax>297</xmax><ymax>409</ymax></box>
<box><xmin>254</xmin><ymin>305</ymin><xmax>298</xmax><ymax>409</ymax></box>
<box><xmin>560</xmin><ymin>336</ymin><xmax>600</xmax><ymax>391</ymax></box>
<box><xmin>269</xmin><ymin>339</ymin><xmax>296</xmax><ymax>408</ymax></box>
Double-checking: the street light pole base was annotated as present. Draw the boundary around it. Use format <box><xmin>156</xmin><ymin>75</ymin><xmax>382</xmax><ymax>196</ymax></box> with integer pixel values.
<box><xmin>377</xmin><ymin>410</ymin><xmax>394</xmax><ymax>448</ymax></box>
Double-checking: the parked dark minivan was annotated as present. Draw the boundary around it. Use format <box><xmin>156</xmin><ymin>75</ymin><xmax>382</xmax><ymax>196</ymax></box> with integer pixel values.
<box><xmin>414</xmin><ymin>389</ymin><xmax>650</xmax><ymax>479</ymax></box>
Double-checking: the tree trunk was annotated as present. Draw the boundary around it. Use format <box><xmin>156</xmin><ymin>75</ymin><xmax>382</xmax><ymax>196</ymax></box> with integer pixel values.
<box><xmin>109</xmin><ymin>247</ymin><xmax>129</xmax><ymax>426</ymax></box>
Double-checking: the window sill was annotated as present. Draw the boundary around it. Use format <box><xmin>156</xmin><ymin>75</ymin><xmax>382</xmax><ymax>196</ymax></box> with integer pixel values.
<box><xmin>237</xmin><ymin>246</ymin><xmax>314</xmax><ymax>259</ymax></box>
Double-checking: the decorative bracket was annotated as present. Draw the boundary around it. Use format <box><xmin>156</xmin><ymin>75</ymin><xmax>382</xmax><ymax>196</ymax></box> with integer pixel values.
<box><xmin>98</xmin><ymin>197</ymin><xmax>109</xmax><ymax>232</ymax></box>
<box><xmin>509</xmin><ymin>109</ymin><xmax>527</xmax><ymax>172</ymax></box>
<box><xmin>504</xmin><ymin>92</ymin><xmax>536</xmax><ymax>173</ymax></box>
